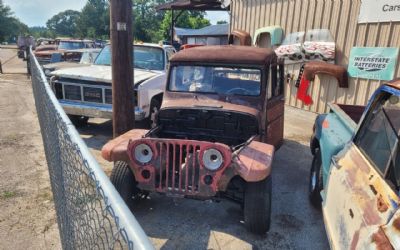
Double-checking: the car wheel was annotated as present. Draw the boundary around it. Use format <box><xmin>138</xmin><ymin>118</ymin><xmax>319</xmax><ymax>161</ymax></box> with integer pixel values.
<box><xmin>68</xmin><ymin>115</ymin><xmax>89</xmax><ymax>127</ymax></box>
<box><xmin>244</xmin><ymin>176</ymin><xmax>272</xmax><ymax>235</ymax></box>
<box><xmin>110</xmin><ymin>161</ymin><xmax>144</xmax><ymax>208</ymax></box>
<box><xmin>309</xmin><ymin>148</ymin><xmax>323</xmax><ymax>208</ymax></box>
<box><xmin>149</xmin><ymin>98</ymin><xmax>161</xmax><ymax>128</ymax></box>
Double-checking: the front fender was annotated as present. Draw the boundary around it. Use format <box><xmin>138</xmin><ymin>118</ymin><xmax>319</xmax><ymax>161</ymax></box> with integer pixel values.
<box><xmin>233</xmin><ymin>141</ymin><xmax>274</xmax><ymax>182</ymax></box>
<box><xmin>137</xmin><ymin>73</ymin><xmax>166</xmax><ymax>116</ymax></box>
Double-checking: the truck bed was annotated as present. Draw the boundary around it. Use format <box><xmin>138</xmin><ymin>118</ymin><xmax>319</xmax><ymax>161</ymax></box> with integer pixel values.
<box><xmin>336</xmin><ymin>104</ymin><xmax>365</xmax><ymax>124</ymax></box>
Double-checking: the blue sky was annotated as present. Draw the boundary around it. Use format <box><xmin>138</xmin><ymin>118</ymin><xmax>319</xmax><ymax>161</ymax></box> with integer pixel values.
<box><xmin>4</xmin><ymin>0</ymin><xmax>229</xmax><ymax>27</ymax></box>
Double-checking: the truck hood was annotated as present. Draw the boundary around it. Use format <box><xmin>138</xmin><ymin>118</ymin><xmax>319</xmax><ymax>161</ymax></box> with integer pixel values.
<box><xmin>161</xmin><ymin>94</ymin><xmax>261</xmax><ymax>119</ymax></box>
<box><xmin>51</xmin><ymin>65</ymin><xmax>160</xmax><ymax>84</ymax></box>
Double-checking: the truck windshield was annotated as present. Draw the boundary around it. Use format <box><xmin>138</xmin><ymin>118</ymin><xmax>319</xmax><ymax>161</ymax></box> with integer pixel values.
<box><xmin>282</xmin><ymin>32</ymin><xmax>305</xmax><ymax>45</ymax></box>
<box><xmin>169</xmin><ymin>66</ymin><xmax>262</xmax><ymax>96</ymax></box>
<box><xmin>304</xmin><ymin>29</ymin><xmax>334</xmax><ymax>42</ymax></box>
<box><xmin>59</xmin><ymin>41</ymin><xmax>85</xmax><ymax>50</ymax></box>
<box><xmin>355</xmin><ymin>92</ymin><xmax>400</xmax><ymax>186</ymax></box>
<box><xmin>94</xmin><ymin>45</ymin><xmax>165</xmax><ymax>70</ymax></box>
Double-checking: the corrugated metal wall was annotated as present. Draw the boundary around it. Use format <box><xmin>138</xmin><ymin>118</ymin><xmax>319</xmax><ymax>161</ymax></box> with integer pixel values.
<box><xmin>230</xmin><ymin>0</ymin><xmax>400</xmax><ymax>113</ymax></box>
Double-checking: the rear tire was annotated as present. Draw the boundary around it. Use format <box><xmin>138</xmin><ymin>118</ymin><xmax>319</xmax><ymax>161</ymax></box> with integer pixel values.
<box><xmin>244</xmin><ymin>177</ymin><xmax>272</xmax><ymax>235</ymax></box>
<box><xmin>68</xmin><ymin>115</ymin><xmax>89</xmax><ymax>127</ymax></box>
<box><xmin>309</xmin><ymin>148</ymin><xmax>323</xmax><ymax>208</ymax></box>
<box><xmin>110</xmin><ymin>161</ymin><xmax>141</xmax><ymax>208</ymax></box>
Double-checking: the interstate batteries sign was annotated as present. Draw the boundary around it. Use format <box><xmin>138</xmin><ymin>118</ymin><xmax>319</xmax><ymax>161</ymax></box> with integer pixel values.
<box><xmin>359</xmin><ymin>0</ymin><xmax>400</xmax><ymax>23</ymax></box>
<box><xmin>348</xmin><ymin>47</ymin><xmax>399</xmax><ymax>81</ymax></box>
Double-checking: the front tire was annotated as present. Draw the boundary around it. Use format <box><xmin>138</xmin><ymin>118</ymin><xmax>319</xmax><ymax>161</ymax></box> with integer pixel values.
<box><xmin>309</xmin><ymin>148</ymin><xmax>323</xmax><ymax>208</ymax></box>
<box><xmin>244</xmin><ymin>177</ymin><xmax>272</xmax><ymax>235</ymax></box>
<box><xmin>110</xmin><ymin>161</ymin><xmax>141</xmax><ymax>208</ymax></box>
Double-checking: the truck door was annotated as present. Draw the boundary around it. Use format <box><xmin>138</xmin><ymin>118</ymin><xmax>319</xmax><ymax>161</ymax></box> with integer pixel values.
<box><xmin>323</xmin><ymin>91</ymin><xmax>400</xmax><ymax>249</ymax></box>
<box><xmin>265</xmin><ymin>60</ymin><xmax>285</xmax><ymax>148</ymax></box>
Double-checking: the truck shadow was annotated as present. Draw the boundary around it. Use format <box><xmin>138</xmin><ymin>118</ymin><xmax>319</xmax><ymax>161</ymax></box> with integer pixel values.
<box><xmin>128</xmin><ymin>139</ymin><xmax>329</xmax><ymax>250</ymax></box>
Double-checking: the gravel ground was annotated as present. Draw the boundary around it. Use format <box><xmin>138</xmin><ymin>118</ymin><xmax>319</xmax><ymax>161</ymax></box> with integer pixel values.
<box><xmin>0</xmin><ymin>46</ymin><xmax>329</xmax><ymax>249</ymax></box>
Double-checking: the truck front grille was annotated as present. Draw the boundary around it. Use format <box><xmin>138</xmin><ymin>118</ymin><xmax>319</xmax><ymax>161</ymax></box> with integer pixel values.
<box><xmin>53</xmin><ymin>79</ymin><xmax>138</xmax><ymax>106</ymax></box>
<box><xmin>156</xmin><ymin>141</ymin><xmax>201</xmax><ymax>194</ymax></box>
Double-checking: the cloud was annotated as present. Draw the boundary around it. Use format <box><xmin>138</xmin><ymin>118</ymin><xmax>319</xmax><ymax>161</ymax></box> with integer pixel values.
<box><xmin>3</xmin><ymin>0</ymin><xmax>86</xmax><ymax>27</ymax></box>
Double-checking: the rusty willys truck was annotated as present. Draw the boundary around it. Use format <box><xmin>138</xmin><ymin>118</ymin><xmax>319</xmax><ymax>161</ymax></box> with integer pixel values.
<box><xmin>101</xmin><ymin>45</ymin><xmax>285</xmax><ymax>234</ymax></box>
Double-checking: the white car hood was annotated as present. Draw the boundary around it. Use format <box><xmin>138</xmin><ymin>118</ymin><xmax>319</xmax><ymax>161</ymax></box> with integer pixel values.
<box><xmin>51</xmin><ymin>65</ymin><xmax>161</xmax><ymax>84</ymax></box>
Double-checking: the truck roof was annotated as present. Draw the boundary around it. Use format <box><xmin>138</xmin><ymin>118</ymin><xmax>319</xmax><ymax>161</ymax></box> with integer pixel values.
<box><xmin>386</xmin><ymin>78</ymin><xmax>400</xmax><ymax>90</ymax></box>
<box><xmin>170</xmin><ymin>45</ymin><xmax>276</xmax><ymax>65</ymax></box>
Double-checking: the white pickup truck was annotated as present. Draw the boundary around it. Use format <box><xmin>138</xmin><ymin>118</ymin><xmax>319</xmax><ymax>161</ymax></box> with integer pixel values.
<box><xmin>50</xmin><ymin>43</ymin><xmax>176</xmax><ymax>126</ymax></box>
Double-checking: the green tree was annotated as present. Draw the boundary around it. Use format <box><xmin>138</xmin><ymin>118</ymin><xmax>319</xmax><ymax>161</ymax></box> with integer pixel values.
<box><xmin>133</xmin><ymin>0</ymin><xmax>167</xmax><ymax>42</ymax></box>
<box><xmin>29</xmin><ymin>27</ymin><xmax>56</xmax><ymax>39</ymax></box>
<box><xmin>76</xmin><ymin>0</ymin><xmax>109</xmax><ymax>39</ymax></box>
<box><xmin>217</xmin><ymin>20</ymin><xmax>228</xmax><ymax>24</ymax></box>
<box><xmin>0</xmin><ymin>0</ymin><xmax>29</xmax><ymax>42</ymax></box>
<box><xmin>46</xmin><ymin>10</ymin><xmax>80</xmax><ymax>37</ymax></box>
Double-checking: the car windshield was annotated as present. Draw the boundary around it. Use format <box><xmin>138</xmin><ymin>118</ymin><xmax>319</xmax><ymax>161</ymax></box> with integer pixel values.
<box><xmin>169</xmin><ymin>66</ymin><xmax>262</xmax><ymax>96</ymax></box>
<box><xmin>80</xmin><ymin>51</ymin><xmax>99</xmax><ymax>64</ymax></box>
<box><xmin>58</xmin><ymin>41</ymin><xmax>85</xmax><ymax>50</ymax></box>
<box><xmin>282</xmin><ymin>32</ymin><xmax>305</xmax><ymax>45</ymax></box>
<box><xmin>304</xmin><ymin>29</ymin><xmax>334</xmax><ymax>42</ymax></box>
<box><xmin>94</xmin><ymin>45</ymin><xmax>165</xmax><ymax>70</ymax></box>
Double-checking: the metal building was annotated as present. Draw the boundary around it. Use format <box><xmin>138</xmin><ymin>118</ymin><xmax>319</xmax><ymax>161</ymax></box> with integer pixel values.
<box><xmin>230</xmin><ymin>0</ymin><xmax>400</xmax><ymax>113</ymax></box>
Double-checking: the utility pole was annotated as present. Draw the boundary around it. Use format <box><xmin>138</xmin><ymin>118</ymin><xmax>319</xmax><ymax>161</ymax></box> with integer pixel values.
<box><xmin>110</xmin><ymin>0</ymin><xmax>134</xmax><ymax>137</ymax></box>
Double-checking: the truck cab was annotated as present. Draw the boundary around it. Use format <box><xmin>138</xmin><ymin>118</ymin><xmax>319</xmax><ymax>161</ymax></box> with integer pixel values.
<box><xmin>50</xmin><ymin>43</ymin><xmax>176</xmax><ymax>127</ymax></box>
<box><xmin>101</xmin><ymin>45</ymin><xmax>285</xmax><ymax>234</ymax></box>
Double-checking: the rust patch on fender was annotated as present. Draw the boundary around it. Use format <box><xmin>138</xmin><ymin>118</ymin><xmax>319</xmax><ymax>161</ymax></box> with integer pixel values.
<box><xmin>393</xmin><ymin>217</ymin><xmax>400</xmax><ymax>231</ymax></box>
<box><xmin>377</xmin><ymin>195</ymin><xmax>389</xmax><ymax>213</ymax></box>
<box><xmin>350</xmin><ymin>230</ymin><xmax>360</xmax><ymax>250</ymax></box>
<box><xmin>371</xmin><ymin>228</ymin><xmax>394</xmax><ymax>250</ymax></box>
<box><xmin>322</xmin><ymin>120</ymin><xmax>329</xmax><ymax>128</ymax></box>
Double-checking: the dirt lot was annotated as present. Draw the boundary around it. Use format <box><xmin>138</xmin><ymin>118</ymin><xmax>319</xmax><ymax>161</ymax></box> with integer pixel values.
<box><xmin>0</xmin><ymin>46</ymin><xmax>329</xmax><ymax>249</ymax></box>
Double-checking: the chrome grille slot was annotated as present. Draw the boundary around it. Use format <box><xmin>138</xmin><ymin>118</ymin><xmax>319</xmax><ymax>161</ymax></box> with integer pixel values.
<box><xmin>83</xmin><ymin>87</ymin><xmax>103</xmax><ymax>103</ymax></box>
<box><xmin>105</xmin><ymin>89</ymin><xmax>112</xmax><ymax>104</ymax></box>
<box><xmin>64</xmin><ymin>85</ymin><xmax>81</xmax><ymax>101</ymax></box>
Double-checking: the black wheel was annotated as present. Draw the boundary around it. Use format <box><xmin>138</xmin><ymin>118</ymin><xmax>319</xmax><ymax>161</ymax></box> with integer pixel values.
<box><xmin>110</xmin><ymin>161</ymin><xmax>142</xmax><ymax>208</ymax></box>
<box><xmin>244</xmin><ymin>177</ymin><xmax>272</xmax><ymax>235</ymax></box>
<box><xmin>309</xmin><ymin>148</ymin><xmax>323</xmax><ymax>208</ymax></box>
<box><xmin>148</xmin><ymin>98</ymin><xmax>161</xmax><ymax>128</ymax></box>
<box><xmin>68</xmin><ymin>115</ymin><xmax>89</xmax><ymax>127</ymax></box>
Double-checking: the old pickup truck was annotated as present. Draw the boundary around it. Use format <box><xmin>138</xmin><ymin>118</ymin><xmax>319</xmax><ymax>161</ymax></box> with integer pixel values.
<box><xmin>50</xmin><ymin>43</ymin><xmax>176</xmax><ymax>127</ymax></box>
<box><xmin>101</xmin><ymin>45</ymin><xmax>285</xmax><ymax>234</ymax></box>
<box><xmin>309</xmin><ymin>78</ymin><xmax>400</xmax><ymax>249</ymax></box>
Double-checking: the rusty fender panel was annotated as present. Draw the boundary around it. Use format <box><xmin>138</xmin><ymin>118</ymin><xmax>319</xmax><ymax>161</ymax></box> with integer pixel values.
<box><xmin>323</xmin><ymin>144</ymin><xmax>400</xmax><ymax>250</ymax></box>
<box><xmin>101</xmin><ymin>129</ymin><xmax>149</xmax><ymax>162</ymax></box>
<box><xmin>382</xmin><ymin>209</ymin><xmax>400</xmax><ymax>249</ymax></box>
<box><xmin>233</xmin><ymin>141</ymin><xmax>274</xmax><ymax>182</ymax></box>
<box><xmin>303</xmin><ymin>61</ymin><xmax>348</xmax><ymax>88</ymax></box>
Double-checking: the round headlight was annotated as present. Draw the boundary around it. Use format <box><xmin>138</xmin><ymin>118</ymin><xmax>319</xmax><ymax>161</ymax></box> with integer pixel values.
<box><xmin>202</xmin><ymin>148</ymin><xmax>223</xmax><ymax>171</ymax></box>
<box><xmin>134</xmin><ymin>143</ymin><xmax>153</xmax><ymax>164</ymax></box>
<box><xmin>44</xmin><ymin>69</ymin><xmax>51</xmax><ymax>75</ymax></box>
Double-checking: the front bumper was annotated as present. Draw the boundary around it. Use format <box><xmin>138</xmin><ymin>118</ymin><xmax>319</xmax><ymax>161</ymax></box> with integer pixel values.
<box><xmin>60</xmin><ymin>100</ymin><xmax>146</xmax><ymax>121</ymax></box>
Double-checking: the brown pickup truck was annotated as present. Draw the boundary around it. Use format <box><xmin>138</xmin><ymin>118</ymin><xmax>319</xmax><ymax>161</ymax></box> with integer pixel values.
<box><xmin>101</xmin><ymin>45</ymin><xmax>285</xmax><ymax>234</ymax></box>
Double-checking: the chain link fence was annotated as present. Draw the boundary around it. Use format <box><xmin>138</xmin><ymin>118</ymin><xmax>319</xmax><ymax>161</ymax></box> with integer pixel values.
<box><xmin>29</xmin><ymin>48</ymin><xmax>154</xmax><ymax>250</ymax></box>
